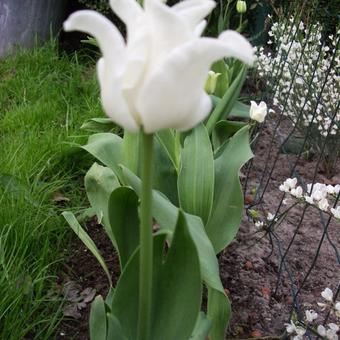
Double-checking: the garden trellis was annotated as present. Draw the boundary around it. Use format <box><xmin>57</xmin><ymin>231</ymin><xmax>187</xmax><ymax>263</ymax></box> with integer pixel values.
<box><xmin>242</xmin><ymin>0</ymin><xmax>339</xmax><ymax>336</ymax></box>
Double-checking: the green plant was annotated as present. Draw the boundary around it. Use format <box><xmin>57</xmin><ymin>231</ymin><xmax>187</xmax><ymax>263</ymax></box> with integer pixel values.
<box><xmin>63</xmin><ymin>1</ymin><xmax>256</xmax><ymax>339</ymax></box>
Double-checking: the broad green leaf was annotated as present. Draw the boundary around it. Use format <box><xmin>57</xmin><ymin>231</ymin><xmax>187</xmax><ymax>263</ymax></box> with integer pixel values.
<box><xmin>156</xmin><ymin>129</ymin><xmax>180</xmax><ymax>171</ymax></box>
<box><xmin>207</xmin><ymin>288</ymin><xmax>231</xmax><ymax>340</ymax></box>
<box><xmin>122</xmin><ymin>167</ymin><xmax>230</xmax><ymax>339</ymax></box>
<box><xmin>206</xmin><ymin>126</ymin><xmax>253</xmax><ymax>254</ymax></box>
<box><xmin>81</xmin><ymin>117</ymin><xmax>116</xmax><ymax>133</ymax></box>
<box><xmin>212</xmin><ymin>120</ymin><xmax>247</xmax><ymax>150</ymax></box>
<box><xmin>82</xmin><ymin>133</ymin><xmax>124</xmax><ymax>183</ymax></box>
<box><xmin>122</xmin><ymin>131</ymin><xmax>140</xmax><ymax>175</ymax></box>
<box><xmin>90</xmin><ymin>295</ymin><xmax>107</xmax><ymax>340</ymax></box>
<box><xmin>85</xmin><ymin>163</ymin><xmax>120</xmax><ymax>247</ymax></box>
<box><xmin>190</xmin><ymin>312</ymin><xmax>212</xmax><ymax>340</ymax></box>
<box><xmin>111</xmin><ymin>213</ymin><xmax>202</xmax><ymax>340</ymax></box>
<box><xmin>108</xmin><ymin>187</ymin><xmax>139</xmax><ymax>270</ymax></box>
<box><xmin>206</xmin><ymin>66</ymin><xmax>247</xmax><ymax>134</ymax></box>
<box><xmin>62</xmin><ymin>211</ymin><xmax>112</xmax><ymax>286</ymax></box>
<box><xmin>106</xmin><ymin>313</ymin><xmax>127</xmax><ymax>340</ymax></box>
<box><xmin>178</xmin><ymin>123</ymin><xmax>214</xmax><ymax>224</ymax></box>
<box><xmin>229</xmin><ymin>101</ymin><xmax>250</xmax><ymax>119</ymax></box>
<box><xmin>153</xmin><ymin>137</ymin><xmax>179</xmax><ymax>205</ymax></box>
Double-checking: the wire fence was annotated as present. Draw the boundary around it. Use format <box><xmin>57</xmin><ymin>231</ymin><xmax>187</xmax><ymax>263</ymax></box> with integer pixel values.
<box><xmin>242</xmin><ymin>0</ymin><xmax>339</xmax><ymax>337</ymax></box>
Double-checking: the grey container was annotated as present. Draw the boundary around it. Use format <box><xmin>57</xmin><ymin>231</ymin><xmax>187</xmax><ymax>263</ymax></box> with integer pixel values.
<box><xmin>0</xmin><ymin>0</ymin><xmax>67</xmax><ymax>57</ymax></box>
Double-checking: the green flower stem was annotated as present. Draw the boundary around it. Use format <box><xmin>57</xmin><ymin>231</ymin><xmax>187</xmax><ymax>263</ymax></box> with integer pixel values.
<box><xmin>138</xmin><ymin>131</ymin><xmax>154</xmax><ymax>340</ymax></box>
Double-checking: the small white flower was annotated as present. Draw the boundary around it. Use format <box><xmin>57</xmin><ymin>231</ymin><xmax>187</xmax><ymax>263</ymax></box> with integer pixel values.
<box><xmin>318</xmin><ymin>198</ymin><xmax>329</xmax><ymax>211</ymax></box>
<box><xmin>328</xmin><ymin>323</ymin><xmax>339</xmax><ymax>332</ymax></box>
<box><xmin>255</xmin><ymin>221</ymin><xmax>264</xmax><ymax>229</ymax></box>
<box><xmin>321</xmin><ymin>287</ymin><xmax>333</xmax><ymax>302</ymax></box>
<box><xmin>267</xmin><ymin>212</ymin><xmax>275</xmax><ymax>221</ymax></box>
<box><xmin>286</xmin><ymin>321</ymin><xmax>296</xmax><ymax>334</ymax></box>
<box><xmin>330</xmin><ymin>206</ymin><xmax>340</xmax><ymax>219</ymax></box>
<box><xmin>318</xmin><ymin>325</ymin><xmax>327</xmax><ymax>337</ymax></box>
<box><xmin>291</xmin><ymin>186</ymin><xmax>303</xmax><ymax>198</ymax></box>
<box><xmin>326</xmin><ymin>185</ymin><xmax>335</xmax><ymax>194</ymax></box>
<box><xmin>250</xmin><ymin>101</ymin><xmax>268</xmax><ymax>123</ymax></box>
<box><xmin>335</xmin><ymin>301</ymin><xmax>340</xmax><ymax>312</ymax></box>
<box><xmin>305</xmin><ymin>310</ymin><xmax>318</xmax><ymax>322</ymax></box>
<box><xmin>304</xmin><ymin>195</ymin><xmax>314</xmax><ymax>205</ymax></box>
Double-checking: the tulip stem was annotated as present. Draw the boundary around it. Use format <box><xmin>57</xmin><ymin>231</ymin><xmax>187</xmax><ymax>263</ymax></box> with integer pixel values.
<box><xmin>138</xmin><ymin>131</ymin><xmax>154</xmax><ymax>340</ymax></box>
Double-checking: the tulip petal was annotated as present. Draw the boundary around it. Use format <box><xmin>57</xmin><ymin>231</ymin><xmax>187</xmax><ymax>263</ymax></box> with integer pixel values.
<box><xmin>194</xmin><ymin>20</ymin><xmax>207</xmax><ymax>37</ymax></box>
<box><xmin>109</xmin><ymin>0</ymin><xmax>142</xmax><ymax>29</ymax></box>
<box><xmin>137</xmin><ymin>34</ymin><xmax>254</xmax><ymax>133</ymax></box>
<box><xmin>173</xmin><ymin>0</ymin><xmax>216</xmax><ymax>28</ymax></box>
<box><xmin>144</xmin><ymin>0</ymin><xmax>192</xmax><ymax>66</ymax></box>
<box><xmin>97</xmin><ymin>58</ymin><xmax>139</xmax><ymax>132</ymax></box>
<box><xmin>63</xmin><ymin>10</ymin><xmax>126</xmax><ymax>77</ymax></box>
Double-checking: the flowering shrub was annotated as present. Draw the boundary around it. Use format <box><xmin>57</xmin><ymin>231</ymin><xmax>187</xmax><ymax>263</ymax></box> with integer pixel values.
<box><xmin>256</xmin><ymin>16</ymin><xmax>339</xmax><ymax>147</ymax></box>
<box><xmin>285</xmin><ymin>287</ymin><xmax>339</xmax><ymax>340</ymax></box>
<box><xmin>279</xmin><ymin>178</ymin><xmax>340</xmax><ymax>220</ymax></box>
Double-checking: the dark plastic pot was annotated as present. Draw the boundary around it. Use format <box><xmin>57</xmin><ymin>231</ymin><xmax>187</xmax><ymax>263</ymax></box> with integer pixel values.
<box><xmin>0</xmin><ymin>0</ymin><xmax>67</xmax><ymax>56</ymax></box>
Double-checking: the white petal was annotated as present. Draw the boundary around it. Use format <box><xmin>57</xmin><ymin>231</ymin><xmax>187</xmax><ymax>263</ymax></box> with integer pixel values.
<box><xmin>218</xmin><ymin>30</ymin><xmax>255</xmax><ymax>66</ymax></box>
<box><xmin>137</xmin><ymin>35</ymin><xmax>253</xmax><ymax>132</ymax></box>
<box><xmin>194</xmin><ymin>20</ymin><xmax>207</xmax><ymax>37</ymax></box>
<box><xmin>173</xmin><ymin>0</ymin><xmax>216</xmax><ymax>28</ymax></box>
<box><xmin>64</xmin><ymin>10</ymin><xmax>126</xmax><ymax>77</ymax></box>
<box><xmin>97</xmin><ymin>58</ymin><xmax>139</xmax><ymax>132</ymax></box>
<box><xmin>109</xmin><ymin>0</ymin><xmax>142</xmax><ymax>29</ymax></box>
<box><xmin>144</xmin><ymin>0</ymin><xmax>192</xmax><ymax>67</ymax></box>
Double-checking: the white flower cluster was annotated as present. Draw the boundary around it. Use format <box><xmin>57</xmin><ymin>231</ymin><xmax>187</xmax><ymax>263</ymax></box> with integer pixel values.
<box><xmin>257</xmin><ymin>17</ymin><xmax>340</xmax><ymax>138</ymax></box>
<box><xmin>279</xmin><ymin>178</ymin><xmax>340</xmax><ymax>219</ymax></box>
<box><xmin>286</xmin><ymin>287</ymin><xmax>339</xmax><ymax>340</ymax></box>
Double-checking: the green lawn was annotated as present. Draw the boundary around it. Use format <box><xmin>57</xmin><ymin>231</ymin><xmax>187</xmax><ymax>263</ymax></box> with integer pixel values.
<box><xmin>0</xmin><ymin>42</ymin><xmax>101</xmax><ymax>339</ymax></box>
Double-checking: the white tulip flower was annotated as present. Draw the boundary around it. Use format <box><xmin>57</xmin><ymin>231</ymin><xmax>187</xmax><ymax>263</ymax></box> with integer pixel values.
<box><xmin>250</xmin><ymin>101</ymin><xmax>268</xmax><ymax>123</ymax></box>
<box><xmin>63</xmin><ymin>0</ymin><xmax>255</xmax><ymax>133</ymax></box>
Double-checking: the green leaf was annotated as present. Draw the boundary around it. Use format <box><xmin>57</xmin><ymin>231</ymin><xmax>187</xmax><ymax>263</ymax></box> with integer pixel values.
<box><xmin>122</xmin><ymin>131</ymin><xmax>140</xmax><ymax>175</ymax></box>
<box><xmin>108</xmin><ymin>187</ymin><xmax>139</xmax><ymax>270</ymax></box>
<box><xmin>106</xmin><ymin>313</ymin><xmax>127</xmax><ymax>340</ymax></box>
<box><xmin>156</xmin><ymin>129</ymin><xmax>180</xmax><ymax>171</ymax></box>
<box><xmin>81</xmin><ymin>117</ymin><xmax>116</xmax><ymax>133</ymax></box>
<box><xmin>229</xmin><ymin>101</ymin><xmax>250</xmax><ymax>119</ymax></box>
<box><xmin>85</xmin><ymin>163</ymin><xmax>120</xmax><ymax>247</ymax></box>
<box><xmin>82</xmin><ymin>133</ymin><xmax>124</xmax><ymax>183</ymax></box>
<box><xmin>110</xmin><ymin>213</ymin><xmax>202</xmax><ymax>340</ymax></box>
<box><xmin>178</xmin><ymin>123</ymin><xmax>214</xmax><ymax>224</ymax></box>
<box><xmin>122</xmin><ymin>167</ymin><xmax>230</xmax><ymax>339</ymax></box>
<box><xmin>153</xmin><ymin>137</ymin><xmax>179</xmax><ymax>205</ymax></box>
<box><xmin>206</xmin><ymin>66</ymin><xmax>247</xmax><ymax>134</ymax></box>
<box><xmin>190</xmin><ymin>312</ymin><xmax>212</xmax><ymax>340</ymax></box>
<box><xmin>206</xmin><ymin>126</ymin><xmax>253</xmax><ymax>254</ymax></box>
<box><xmin>89</xmin><ymin>296</ymin><xmax>107</xmax><ymax>340</ymax></box>
<box><xmin>212</xmin><ymin>120</ymin><xmax>247</xmax><ymax>150</ymax></box>
<box><xmin>207</xmin><ymin>288</ymin><xmax>231</xmax><ymax>340</ymax></box>
<box><xmin>62</xmin><ymin>211</ymin><xmax>112</xmax><ymax>286</ymax></box>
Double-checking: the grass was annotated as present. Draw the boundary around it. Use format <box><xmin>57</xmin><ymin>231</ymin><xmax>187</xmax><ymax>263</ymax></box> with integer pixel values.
<box><xmin>0</xmin><ymin>41</ymin><xmax>102</xmax><ymax>339</ymax></box>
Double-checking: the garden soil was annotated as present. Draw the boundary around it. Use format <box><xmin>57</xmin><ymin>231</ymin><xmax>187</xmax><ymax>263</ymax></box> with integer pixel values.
<box><xmin>56</xmin><ymin>114</ymin><xmax>339</xmax><ymax>339</ymax></box>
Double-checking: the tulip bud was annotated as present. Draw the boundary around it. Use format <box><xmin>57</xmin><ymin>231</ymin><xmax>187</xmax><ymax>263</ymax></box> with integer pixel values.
<box><xmin>236</xmin><ymin>1</ymin><xmax>247</xmax><ymax>14</ymax></box>
<box><xmin>204</xmin><ymin>71</ymin><xmax>221</xmax><ymax>95</ymax></box>
<box><xmin>250</xmin><ymin>101</ymin><xmax>267</xmax><ymax>123</ymax></box>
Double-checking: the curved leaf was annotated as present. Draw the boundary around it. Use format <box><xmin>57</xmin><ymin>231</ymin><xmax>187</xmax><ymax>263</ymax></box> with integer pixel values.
<box><xmin>108</xmin><ymin>187</ymin><xmax>139</xmax><ymax>269</ymax></box>
<box><xmin>62</xmin><ymin>211</ymin><xmax>112</xmax><ymax>286</ymax></box>
<box><xmin>110</xmin><ymin>213</ymin><xmax>202</xmax><ymax>340</ymax></box>
<box><xmin>206</xmin><ymin>126</ymin><xmax>253</xmax><ymax>254</ymax></box>
<box><xmin>85</xmin><ymin>162</ymin><xmax>120</xmax><ymax>247</ymax></box>
<box><xmin>82</xmin><ymin>133</ymin><xmax>124</xmax><ymax>183</ymax></box>
<box><xmin>90</xmin><ymin>295</ymin><xmax>107</xmax><ymax>340</ymax></box>
<box><xmin>178</xmin><ymin>123</ymin><xmax>214</xmax><ymax>224</ymax></box>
